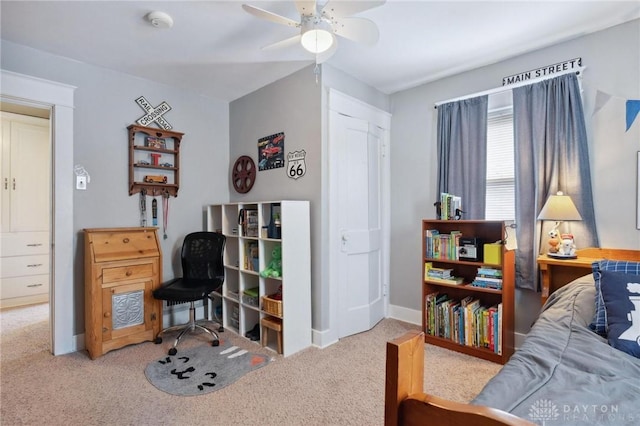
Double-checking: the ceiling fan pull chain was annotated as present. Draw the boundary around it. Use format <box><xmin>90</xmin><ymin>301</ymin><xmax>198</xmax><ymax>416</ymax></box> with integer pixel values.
<box><xmin>314</xmin><ymin>63</ymin><xmax>320</xmax><ymax>84</ymax></box>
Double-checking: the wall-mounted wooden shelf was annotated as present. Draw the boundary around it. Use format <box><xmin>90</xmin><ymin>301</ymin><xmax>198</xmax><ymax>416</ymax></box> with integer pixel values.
<box><xmin>127</xmin><ymin>124</ymin><xmax>183</xmax><ymax>197</ymax></box>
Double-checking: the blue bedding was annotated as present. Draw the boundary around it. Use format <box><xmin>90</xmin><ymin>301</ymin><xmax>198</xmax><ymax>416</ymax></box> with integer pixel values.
<box><xmin>472</xmin><ymin>275</ymin><xmax>640</xmax><ymax>425</ymax></box>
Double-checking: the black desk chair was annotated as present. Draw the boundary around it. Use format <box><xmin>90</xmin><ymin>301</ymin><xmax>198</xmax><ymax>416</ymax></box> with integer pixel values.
<box><xmin>153</xmin><ymin>232</ymin><xmax>225</xmax><ymax>355</ymax></box>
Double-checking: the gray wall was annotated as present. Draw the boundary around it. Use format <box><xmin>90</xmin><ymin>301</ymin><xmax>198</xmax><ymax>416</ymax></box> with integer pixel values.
<box><xmin>389</xmin><ymin>19</ymin><xmax>640</xmax><ymax>336</ymax></box>
<box><xmin>2</xmin><ymin>18</ymin><xmax>638</xmax><ymax>344</ymax></box>
<box><xmin>229</xmin><ymin>64</ymin><xmax>391</xmax><ymax>333</ymax></box>
<box><xmin>1</xmin><ymin>41</ymin><xmax>230</xmax><ymax>335</ymax></box>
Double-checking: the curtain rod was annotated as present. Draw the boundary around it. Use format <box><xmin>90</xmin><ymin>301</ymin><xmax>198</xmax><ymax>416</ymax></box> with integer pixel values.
<box><xmin>434</xmin><ymin>67</ymin><xmax>585</xmax><ymax>108</ymax></box>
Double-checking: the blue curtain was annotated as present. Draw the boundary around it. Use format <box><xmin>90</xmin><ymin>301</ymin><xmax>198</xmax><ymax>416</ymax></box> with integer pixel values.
<box><xmin>513</xmin><ymin>73</ymin><xmax>599</xmax><ymax>291</ymax></box>
<box><xmin>437</xmin><ymin>96</ymin><xmax>488</xmax><ymax>219</ymax></box>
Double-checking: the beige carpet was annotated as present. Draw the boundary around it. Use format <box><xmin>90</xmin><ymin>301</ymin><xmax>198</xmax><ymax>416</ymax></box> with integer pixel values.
<box><xmin>0</xmin><ymin>303</ymin><xmax>501</xmax><ymax>425</ymax></box>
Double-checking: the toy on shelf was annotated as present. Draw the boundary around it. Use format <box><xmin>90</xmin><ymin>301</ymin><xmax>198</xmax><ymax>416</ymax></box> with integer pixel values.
<box><xmin>260</xmin><ymin>245</ymin><xmax>282</xmax><ymax>278</ymax></box>
<box><xmin>547</xmin><ymin>229</ymin><xmax>560</xmax><ymax>254</ymax></box>
<box><xmin>558</xmin><ymin>233</ymin><xmax>576</xmax><ymax>257</ymax></box>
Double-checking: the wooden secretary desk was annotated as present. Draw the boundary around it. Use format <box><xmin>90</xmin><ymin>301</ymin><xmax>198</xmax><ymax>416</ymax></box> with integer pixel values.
<box><xmin>84</xmin><ymin>227</ymin><xmax>163</xmax><ymax>359</ymax></box>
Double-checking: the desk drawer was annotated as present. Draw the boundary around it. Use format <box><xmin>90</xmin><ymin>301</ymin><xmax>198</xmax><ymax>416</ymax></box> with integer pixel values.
<box><xmin>102</xmin><ymin>263</ymin><xmax>154</xmax><ymax>284</ymax></box>
<box><xmin>1</xmin><ymin>275</ymin><xmax>49</xmax><ymax>299</ymax></box>
<box><xmin>1</xmin><ymin>254</ymin><xmax>50</xmax><ymax>278</ymax></box>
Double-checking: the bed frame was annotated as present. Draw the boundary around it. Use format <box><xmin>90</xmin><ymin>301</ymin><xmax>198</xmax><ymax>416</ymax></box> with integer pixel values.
<box><xmin>385</xmin><ymin>330</ymin><xmax>534</xmax><ymax>426</ymax></box>
<box><xmin>385</xmin><ymin>247</ymin><xmax>640</xmax><ymax>425</ymax></box>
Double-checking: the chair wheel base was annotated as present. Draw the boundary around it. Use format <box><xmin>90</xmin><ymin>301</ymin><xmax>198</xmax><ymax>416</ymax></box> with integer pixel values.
<box><xmin>212</xmin><ymin>340</ymin><xmax>220</xmax><ymax>347</ymax></box>
<box><xmin>168</xmin><ymin>347</ymin><xmax>178</xmax><ymax>356</ymax></box>
<box><xmin>154</xmin><ymin>337</ymin><xmax>162</xmax><ymax>344</ymax></box>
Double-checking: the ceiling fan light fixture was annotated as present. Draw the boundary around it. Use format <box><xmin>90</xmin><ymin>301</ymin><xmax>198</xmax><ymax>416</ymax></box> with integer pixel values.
<box><xmin>300</xmin><ymin>16</ymin><xmax>334</xmax><ymax>54</ymax></box>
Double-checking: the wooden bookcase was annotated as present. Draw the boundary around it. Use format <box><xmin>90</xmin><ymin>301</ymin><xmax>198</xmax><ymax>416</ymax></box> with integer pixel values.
<box><xmin>206</xmin><ymin>201</ymin><xmax>311</xmax><ymax>357</ymax></box>
<box><xmin>421</xmin><ymin>220</ymin><xmax>514</xmax><ymax>364</ymax></box>
<box><xmin>127</xmin><ymin>125</ymin><xmax>183</xmax><ymax>197</ymax></box>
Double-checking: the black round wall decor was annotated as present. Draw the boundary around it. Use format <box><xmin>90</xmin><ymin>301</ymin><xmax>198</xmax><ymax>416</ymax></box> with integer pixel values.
<box><xmin>232</xmin><ymin>155</ymin><xmax>256</xmax><ymax>194</ymax></box>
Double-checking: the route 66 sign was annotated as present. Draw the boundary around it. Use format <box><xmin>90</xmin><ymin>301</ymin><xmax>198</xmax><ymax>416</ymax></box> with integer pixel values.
<box><xmin>287</xmin><ymin>150</ymin><xmax>306</xmax><ymax>180</ymax></box>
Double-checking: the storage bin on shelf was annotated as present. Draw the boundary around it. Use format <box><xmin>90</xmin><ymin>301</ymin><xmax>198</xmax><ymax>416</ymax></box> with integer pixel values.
<box><xmin>242</xmin><ymin>287</ymin><xmax>259</xmax><ymax>307</ymax></box>
<box><xmin>262</xmin><ymin>295</ymin><xmax>282</xmax><ymax>317</ymax></box>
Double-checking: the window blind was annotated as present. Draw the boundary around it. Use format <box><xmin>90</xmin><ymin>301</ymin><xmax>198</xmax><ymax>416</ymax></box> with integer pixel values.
<box><xmin>486</xmin><ymin>109</ymin><xmax>515</xmax><ymax>221</ymax></box>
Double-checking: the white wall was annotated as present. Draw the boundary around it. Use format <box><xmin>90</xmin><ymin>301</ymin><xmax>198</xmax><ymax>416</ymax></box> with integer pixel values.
<box><xmin>388</xmin><ymin>19</ymin><xmax>640</xmax><ymax>336</ymax></box>
<box><xmin>1</xmin><ymin>41</ymin><xmax>230</xmax><ymax>336</ymax></box>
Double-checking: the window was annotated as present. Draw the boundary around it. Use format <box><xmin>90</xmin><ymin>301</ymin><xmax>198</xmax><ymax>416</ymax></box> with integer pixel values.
<box><xmin>485</xmin><ymin>106</ymin><xmax>515</xmax><ymax>221</ymax></box>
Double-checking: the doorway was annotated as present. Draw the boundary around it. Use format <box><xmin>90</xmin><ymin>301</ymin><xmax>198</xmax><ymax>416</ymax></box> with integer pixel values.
<box><xmin>0</xmin><ymin>108</ymin><xmax>51</xmax><ymax>323</ymax></box>
<box><xmin>327</xmin><ymin>89</ymin><xmax>391</xmax><ymax>339</ymax></box>
<box><xmin>1</xmin><ymin>69</ymin><xmax>76</xmax><ymax>355</ymax></box>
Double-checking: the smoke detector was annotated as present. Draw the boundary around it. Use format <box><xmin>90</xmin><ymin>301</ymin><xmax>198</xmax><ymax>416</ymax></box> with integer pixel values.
<box><xmin>146</xmin><ymin>11</ymin><xmax>174</xmax><ymax>29</ymax></box>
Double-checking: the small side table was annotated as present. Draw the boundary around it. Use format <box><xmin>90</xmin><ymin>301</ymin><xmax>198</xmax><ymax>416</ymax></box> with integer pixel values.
<box><xmin>537</xmin><ymin>247</ymin><xmax>640</xmax><ymax>305</ymax></box>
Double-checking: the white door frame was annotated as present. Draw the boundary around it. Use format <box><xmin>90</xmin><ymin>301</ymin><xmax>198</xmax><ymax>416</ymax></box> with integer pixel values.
<box><xmin>326</xmin><ymin>88</ymin><xmax>391</xmax><ymax>345</ymax></box>
<box><xmin>1</xmin><ymin>70</ymin><xmax>76</xmax><ymax>355</ymax></box>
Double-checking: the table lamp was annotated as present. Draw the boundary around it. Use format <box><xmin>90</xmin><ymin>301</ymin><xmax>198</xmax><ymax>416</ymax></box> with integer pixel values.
<box><xmin>537</xmin><ymin>191</ymin><xmax>582</xmax><ymax>259</ymax></box>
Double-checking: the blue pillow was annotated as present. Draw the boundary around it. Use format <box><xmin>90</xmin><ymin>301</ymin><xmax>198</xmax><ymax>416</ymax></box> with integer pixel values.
<box><xmin>599</xmin><ymin>270</ymin><xmax>640</xmax><ymax>358</ymax></box>
<box><xmin>590</xmin><ymin>260</ymin><xmax>640</xmax><ymax>336</ymax></box>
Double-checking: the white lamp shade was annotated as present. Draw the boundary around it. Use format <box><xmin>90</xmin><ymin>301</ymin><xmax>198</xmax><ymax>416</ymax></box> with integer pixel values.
<box><xmin>537</xmin><ymin>192</ymin><xmax>582</xmax><ymax>221</ymax></box>
<box><xmin>301</xmin><ymin>29</ymin><xmax>333</xmax><ymax>53</ymax></box>
<box><xmin>300</xmin><ymin>16</ymin><xmax>334</xmax><ymax>54</ymax></box>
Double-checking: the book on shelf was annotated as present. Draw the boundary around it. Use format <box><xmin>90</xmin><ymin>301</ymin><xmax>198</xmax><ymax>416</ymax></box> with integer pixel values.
<box><xmin>424</xmin><ymin>229</ymin><xmax>439</xmax><ymax>258</ymax></box>
<box><xmin>476</xmin><ymin>266</ymin><xmax>502</xmax><ymax>277</ymax></box>
<box><xmin>425</xmin><ymin>292</ymin><xmax>502</xmax><ymax>351</ymax></box>
<box><xmin>425</xmin><ymin>275</ymin><xmax>465</xmax><ymax>285</ymax></box>
<box><xmin>497</xmin><ymin>303</ymin><xmax>503</xmax><ymax>354</ymax></box>
<box><xmin>244</xmin><ymin>241</ymin><xmax>259</xmax><ymax>271</ymax></box>
<box><xmin>240</xmin><ymin>209</ymin><xmax>259</xmax><ymax>237</ymax></box>
<box><xmin>470</xmin><ymin>278</ymin><xmax>503</xmax><ymax>290</ymax></box>
<box><xmin>425</xmin><ymin>229</ymin><xmax>463</xmax><ymax>260</ymax></box>
<box><xmin>471</xmin><ymin>265</ymin><xmax>503</xmax><ymax>289</ymax></box>
<box><xmin>426</xmin><ymin>265</ymin><xmax>453</xmax><ymax>279</ymax></box>
<box><xmin>424</xmin><ymin>262</ymin><xmax>453</xmax><ymax>279</ymax></box>
<box><xmin>439</xmin><ymin>192</ymin><xmax>462</xmax><ymax>220</ymax></box>
<box><xmin>488</xmin><ymin>305</ymin><xmax>497</xmax><ymax>352</ymax></box>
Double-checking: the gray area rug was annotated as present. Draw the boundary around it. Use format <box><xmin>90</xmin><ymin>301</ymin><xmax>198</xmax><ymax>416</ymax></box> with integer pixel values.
<box><xmin>145</xmin><ymin>341</ymin><xmax>271</xmax><ymax>396</ymax></box>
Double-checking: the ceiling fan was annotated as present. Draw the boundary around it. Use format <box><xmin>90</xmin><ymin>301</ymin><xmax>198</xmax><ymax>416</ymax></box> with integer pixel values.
<box><xmin>242</xmin><ymin>0</ymin><xmax>386</xmax><ymax>63</ymax></box>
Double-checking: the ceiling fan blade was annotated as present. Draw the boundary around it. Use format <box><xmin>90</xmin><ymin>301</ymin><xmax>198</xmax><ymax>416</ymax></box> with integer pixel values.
<box><xmin>321</xmin><ymin>0</ymin><xmax>386</xmax><ymax>19</ymax></box>
<box><xmin>262</xmin><ymin>34</ymin><xmax>302</xmax><ymax>51</ymax></box>
<box><xmin>315</xmin><ymin>37</ymin><xmax>338</xmax><ymax>64</ymax></box>
<box><xmin>294</xmin><ymin>0</ymin><xmax>317</xmax><ymax>16</ymax></box>
<box><xmin>332</xmin><ymin>17</ymin><xmax>380</xmax><ymax>45</ymax></box>
<box><xmin>242</xmin><ymin>4</ymin><xmax>300</xmax><ymax>28</ymax></box>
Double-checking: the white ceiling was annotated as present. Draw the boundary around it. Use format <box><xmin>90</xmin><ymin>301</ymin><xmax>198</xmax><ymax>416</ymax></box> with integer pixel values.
<box><xmin>2</xmin><ymin>1</ymin><xmax>639</xmax><ymax>102</ymax></box>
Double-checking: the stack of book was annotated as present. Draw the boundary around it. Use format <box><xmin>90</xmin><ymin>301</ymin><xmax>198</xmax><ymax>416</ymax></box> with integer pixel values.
<box><xmin>471</xmin><ymin>266</ymin><xmax>503</xmax><ymax>290</ymax></box>
<box><xmin>439</xmin><ymin>192</ymin><xmax>462</xmax><ymax>220</ymax></box>
<box><xmin>424</xmin><ymin>229</ymin><xmax>462</xmax><ymax>260</ymax></box>
<box><xmin>241</xmin><ymin>209</ymin><xmax>259</xmax><ymax>237</ymax></box>
<box><xmin>424</xmin><ymin>262</ymin><xmax>464</xmax><ymax>285</ymax></box>
<box><xmin>425</xmin><ymin>292</ymin><xmax>502</xmax><ymax>354</ymax></box>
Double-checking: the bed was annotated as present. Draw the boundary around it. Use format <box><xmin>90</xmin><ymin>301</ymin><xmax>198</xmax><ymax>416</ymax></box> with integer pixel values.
<box><xmin>385</xmin><ymin>249</ymin><xmax>640</xmax><ymax>426</ymax></box>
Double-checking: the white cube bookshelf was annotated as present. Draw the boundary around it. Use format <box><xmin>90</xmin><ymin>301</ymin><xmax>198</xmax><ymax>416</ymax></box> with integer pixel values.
<box><xmin>206</xmin><ymin>200</ymin><xmax>311</xmax><ymax>357</ymax></box>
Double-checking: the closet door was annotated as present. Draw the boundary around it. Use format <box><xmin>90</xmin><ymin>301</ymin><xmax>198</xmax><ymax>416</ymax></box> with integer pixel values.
<box><xmin>8</xmin><ymin>117</ymin><xmax>50</xmax><ymax>232</ymax></box>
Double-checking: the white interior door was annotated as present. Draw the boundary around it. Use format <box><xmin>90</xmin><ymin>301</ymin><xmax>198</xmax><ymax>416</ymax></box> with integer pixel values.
<box><xmin>328</xmin><ymin>88</ymin><xmax>391</xmax><ymax>338</ymax></box>
<box><xmin>335</xmin><ymin>114</ymin><xmax>385</xmax><ymax>337</ymax></box>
